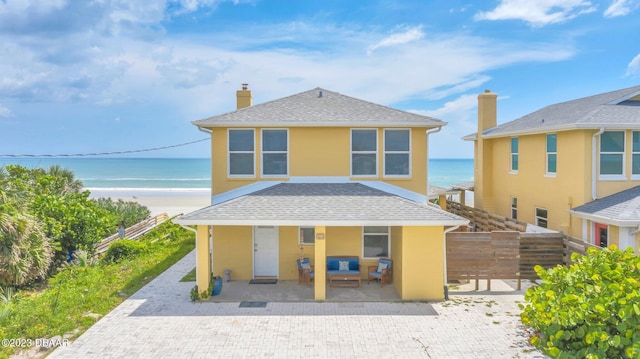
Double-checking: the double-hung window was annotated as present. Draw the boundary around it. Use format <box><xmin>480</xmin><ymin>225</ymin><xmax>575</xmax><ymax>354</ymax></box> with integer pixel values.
<box><xmin>546</xmin><ymin>134</ymin><xmax>557</xmax><ymax>176</ymax></box>
<box><xmin>511</xmin><ymin>197</ymin><xmax>518</xmax><ymax>220</ymax></box>
<box><xmin>262</xmin><ymin>129</ymin><xmax>288</xmax><ymax>176</ymax></box>
<box><xmin>351</xmin><ymin>129</ymin><xmax>377</xmax><ymax>176</ymax></box>
<box><xmin>535</xmin><ymin>207</ymin><xmax>548</xmax><ymax>228</ymax></box>
<box><xmin>384</xmin><ymin>129</ymin><xmax>410</xmax><ymax>176</ymax></box>
<box><xmin>362</xmin><ymin>226</ymin><xmax>389</xmax><ymax>258</ymax></box>
<box><xmin>228</xmin><ymin>129</ymin><xmax>255</xmax><ymax>177</ymax></box>
<box><xmin>599</xmin><ymin>131</ymin><xmax>625</xmax><ymax>178</ymax></box>
<box><xmin>510</xmin><ymin>137</ymin><xmax>519</xmax><ymax>172</ymax></box>
<box><xmin>633</xmin><ymin>131</ymin><xmax>640</xmax><ymax>177</ymax></box>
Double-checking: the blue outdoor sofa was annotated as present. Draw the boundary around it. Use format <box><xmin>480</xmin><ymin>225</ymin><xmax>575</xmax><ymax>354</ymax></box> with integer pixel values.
<box><xmin>326</xmin><ymin>256</ymin><xmax>361</xmax><ymax>288</ymax></box>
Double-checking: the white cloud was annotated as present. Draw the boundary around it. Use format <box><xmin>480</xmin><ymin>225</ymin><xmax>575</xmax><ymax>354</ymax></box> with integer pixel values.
<box><xmin>0</xmin><ymin>103</ymin><xmax>12</xmax><ymax>118</ymax></box>
<box><xmin>474</xmin><ymin>0</ymin><xmax>596</xmax><ymax>27</ymax></box>
<box><xmin>604</xmin><ymin>0</ymin><xmax>637</xmax><ymax>17</ymax></box>
<box><xmin>367</xmin><ymin>26</ymin><xmax>424</xmax><ymax>55</ymax></box>
<box><xmin>419</xmin><ymin>94</ymin><xmax>479</xmax><ymax>118</ymax></box>
<box><xmin>626</xmin><ymin>53</ymin><xmax>640</xmax><ymax>77</ymax></box>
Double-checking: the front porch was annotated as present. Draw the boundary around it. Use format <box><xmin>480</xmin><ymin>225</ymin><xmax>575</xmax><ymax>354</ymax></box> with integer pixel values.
<box><xmin>174</xmin><ymin>182</ymin><xmax>469</xmax><ymax>301</ymax></box>
<box><xmin>207</xmin><ymin>280</ymin><xmax>401</xmax><ymax>302</ymax></box>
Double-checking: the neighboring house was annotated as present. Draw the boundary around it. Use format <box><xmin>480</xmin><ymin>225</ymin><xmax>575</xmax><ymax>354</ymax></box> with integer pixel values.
<box><xmin>174</xmin><ymin>85</ymin><xmax>468</xmax><ymax>300</ymax></box>
<box><xmin>464</xmin><ymin>86</ymin><xmax>640</xmax><ymax>252</ymax></box>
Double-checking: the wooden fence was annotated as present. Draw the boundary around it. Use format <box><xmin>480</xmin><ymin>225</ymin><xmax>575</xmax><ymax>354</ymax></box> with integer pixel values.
<box><xmin>94</xmin><ymin>213</ymin><xmax>170</xmax><ymax>255</ymax></box>
<box><xmin>446</xmin><ymin>230</ymin><xmax>598</xmax><ymax>290</ymax></box>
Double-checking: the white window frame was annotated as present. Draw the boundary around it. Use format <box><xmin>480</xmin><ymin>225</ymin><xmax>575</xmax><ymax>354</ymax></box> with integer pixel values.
<box><xmin>545</xmin><ymin>134</ymin><xmax>557</xmax><ymax>177</ymax></box>
<box><xmin>299</xmin><ymin>226</ymin><xmax>315</xmax><ymax>246</ymax></box>
<box><xmin>350</xmin><ymin>128</ymin><xmax>378</xmax><ymax>177</ymax></box>
<box><xmin>510</xmin><ymin>196</ymin><xmax>517</xmax><ymax>220</ymax></box>
<box><xmin>599</xmin><ymin>130</ymin><xmax>626</xmax><ymax>180</ymax></box>
<box><xmin>632</xmin><ymin>131</ymin><xmax>640</xmax><ymax>179</ymax></box>
<box><xmin>227</xmin><ymin>128</ymin><xmax>255</xmax><ymax>178</ymax></box>
<box><xmin>362</xmin><ymin>226</ymin><xmax>390</xmax><ymax>259</ymax></box>
<box><xmin>383</xmin><ymin>128</ymin><xmax>411</xmax><ymax>178</ymax></box>
<box><xmin>535</xmin><ymin>207</ymin><xmax>548</xmax><ymax>228</ymax></box>
<box><xmin>261</xmin><ymin>128</ymin><xmax>289</xmax><ymax>177</ymax></box>
<box><xmin>510</xmin><ymin>137</ymin><xmax>518</xmax><ymax>174</ymax></box>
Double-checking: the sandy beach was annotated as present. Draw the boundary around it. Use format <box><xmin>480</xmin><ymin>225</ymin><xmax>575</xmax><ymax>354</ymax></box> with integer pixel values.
<box><xmin>88</xmin><ymin>188</ymin><xmax>211</xmax><ymax>218</ymax></box>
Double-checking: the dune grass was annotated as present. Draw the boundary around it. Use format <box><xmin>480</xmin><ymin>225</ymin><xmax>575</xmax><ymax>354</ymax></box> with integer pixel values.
<box><xmin>0</xmin><ymin>221</ymin><xmax>195</xmax><ymax>358</ymax></box>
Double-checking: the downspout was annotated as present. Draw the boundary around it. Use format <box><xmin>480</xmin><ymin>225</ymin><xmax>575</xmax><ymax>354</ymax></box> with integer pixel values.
<box><xmin>442</xmin><ymin>224</ymin><xmax>461</xmax><ymax>300</ymax></box>
<box><xmin>425</xmin><ymin>127</ymin><xmax>442</xmax><ymax>202</ymax></box>
<box><xmin>592</xmin><ymin>128</ymin><xmax>604</xmax><ymax>200</ymax></box>
<box><xmin>631</xmin><ymin>224</ymin><xmax>640</xmax><ymax>235</ymax></box>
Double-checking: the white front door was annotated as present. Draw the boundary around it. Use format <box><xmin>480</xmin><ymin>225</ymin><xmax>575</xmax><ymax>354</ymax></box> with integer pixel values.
<box><xmin>253</xmin><ymin>226</ymin><xmax>279</xmax><ymax>277</ymax></box>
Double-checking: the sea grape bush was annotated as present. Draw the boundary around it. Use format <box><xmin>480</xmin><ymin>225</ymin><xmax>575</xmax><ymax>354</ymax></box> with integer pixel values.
<box><xmin>102</xmin><ymin>240</ymin><xmax>147</xmax><ymax>264</ymax></box>
<box><xmin>520</xmin><ymin>245</ymin><xmax>640</xmax><ymax>358</ymax></box>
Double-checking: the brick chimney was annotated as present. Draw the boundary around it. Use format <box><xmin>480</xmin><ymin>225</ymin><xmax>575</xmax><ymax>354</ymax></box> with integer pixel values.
<box><xmin>236</xmin><ymin>83</ymin><xmax>252</xmax><ymax>110</ymax></box>
<box><xmin>474</xmin><ymin>89</ymin><xmax>498</xmax><ymax>212</ymax></box>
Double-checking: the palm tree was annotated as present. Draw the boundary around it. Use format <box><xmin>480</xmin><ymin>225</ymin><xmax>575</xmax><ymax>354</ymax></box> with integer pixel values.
<box><xmin>46</xmin><ymin>165</ymin><xmax>84</xmax><ymax>194</ymax></box>
<box><xmin>0</xmin><ymin>166</ymin><xmax>53</xmax><ymax>287</ymax></box>
<box><xmin>0</xmin><ymin>214</ymin><xmax>53</xmax><ymax>287</ymax></box>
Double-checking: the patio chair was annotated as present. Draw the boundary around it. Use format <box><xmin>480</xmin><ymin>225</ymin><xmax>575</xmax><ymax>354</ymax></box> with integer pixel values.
<box><xmin>367</xmin><ymin>258</ymin><xmax>392</xmax><ymax>287</ymax></box>
<box><xmin>297</xmin><ymin>258</ymin><xmax>314</xmax><ymax>286</ymax></box>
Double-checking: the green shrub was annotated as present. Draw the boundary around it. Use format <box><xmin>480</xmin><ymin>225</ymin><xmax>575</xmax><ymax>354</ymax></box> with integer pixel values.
<box><xmin>93</xmin><ymin>197</ymin><xmax>150</xmax><ymax>228</ymax></box>
<box><xmin>102</xmin><ymin>240</ymin><xmax>147</xmax><ymax>263</ymax></box>
<box><xmin>520</xmin><ymin>245</ymin><xmax>640</xmax><ymax>358</ymax></box>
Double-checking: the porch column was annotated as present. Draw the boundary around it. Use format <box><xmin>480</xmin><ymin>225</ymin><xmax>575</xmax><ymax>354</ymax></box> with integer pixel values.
<box><xmin>459</xmin><ymin>190</ymin><xmax>466</xmax><ymax>206</ymax></box>
<box><xmin>314</xmin><ymin>226</ymin><xmax>327</xmax><ymax>300</ymax></box>
<box><xmin>196</xmin><ymin>225</ymin><xmax>211</xmax><ymax>297</ymax></box>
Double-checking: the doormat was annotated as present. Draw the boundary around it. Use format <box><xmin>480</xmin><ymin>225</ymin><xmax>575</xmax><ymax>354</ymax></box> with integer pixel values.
<box><xmin>239</xmin><ymin>301</ymin><xmax>268</xmax><ymax>308</ymax></box>
<box><xmin>249</xmin><ymin>279</ymin><xmax>278</xmax><ymax>284</ymax></box>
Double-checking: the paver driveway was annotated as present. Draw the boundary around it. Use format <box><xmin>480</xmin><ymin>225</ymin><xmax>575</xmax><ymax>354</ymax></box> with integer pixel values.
<box><xmin>48</xmin><ymin>251</ymin><xmax>546</xmax><ymax>358</ymax></box>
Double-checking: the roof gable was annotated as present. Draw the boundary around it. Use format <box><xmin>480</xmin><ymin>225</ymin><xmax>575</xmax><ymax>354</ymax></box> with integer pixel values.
<box><xmin>193</xmin><ymin>88</ymin><xmax>445</xmax><ymax>128</ymax></box>
<box><xmin>465</xmin><ymin>85</ymin><xmax>640</xmax><ymax>139</ymax></box>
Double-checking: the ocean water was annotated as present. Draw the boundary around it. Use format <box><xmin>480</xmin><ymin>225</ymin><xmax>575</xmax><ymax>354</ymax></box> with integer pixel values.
<box><xmin>0</xmin><ymin>157</ymin><xmax>473</xmax><ymax>196</ymax></box>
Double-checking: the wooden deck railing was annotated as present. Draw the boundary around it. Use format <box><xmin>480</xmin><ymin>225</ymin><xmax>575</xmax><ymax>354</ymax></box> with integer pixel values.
<box><xmin>94</xmin><ymin>213</ymin><xmax>170</xmax><ymax>255</ymax></box>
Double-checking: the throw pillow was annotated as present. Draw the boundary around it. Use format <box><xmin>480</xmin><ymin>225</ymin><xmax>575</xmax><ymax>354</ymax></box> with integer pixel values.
<box><xmin>377</xmin><ymin>262</ymin><xmax>388</xmax><ymax>272</ymax></box>
<box><xmin>301</xmin><ymin>263</ymin><xmax>311</xmax><ymax>269</ymax></box>
<box><xmin>338</xmin><ymin>260</ymin><xmax>350</xmax><ymax>271</ymax></box>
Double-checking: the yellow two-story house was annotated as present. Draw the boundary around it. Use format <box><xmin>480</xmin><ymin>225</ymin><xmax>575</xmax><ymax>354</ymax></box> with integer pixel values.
<box><xmin>465</xmin><ymin>86</ymin><xmax>640</xmax><ymax>252</ymax></box>
<box><xmin>175</xmin><ymin>85</ymin><xmax>467</xmax><ymax>300</ymax></box>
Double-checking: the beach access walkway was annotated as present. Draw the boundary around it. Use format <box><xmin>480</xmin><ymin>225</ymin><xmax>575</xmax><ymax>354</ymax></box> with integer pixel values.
<box><xmin>48</xmin><ymin>250</ymin><xmax>546</xmax><ymax>358</ymax></box>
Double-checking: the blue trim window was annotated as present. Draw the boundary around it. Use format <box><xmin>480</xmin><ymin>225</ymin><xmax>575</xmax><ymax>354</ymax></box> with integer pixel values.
<box><xmin>510</xmin><ymin>137</ymin><xmax>519</xmax><ymax>172</ymax></box>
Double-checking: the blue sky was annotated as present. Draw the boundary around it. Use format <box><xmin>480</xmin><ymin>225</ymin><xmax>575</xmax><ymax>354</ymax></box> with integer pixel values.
<box><xmin>0</xmin><ymin>0</ymin><xmax>639</xmax><ymax>159</ymax></box>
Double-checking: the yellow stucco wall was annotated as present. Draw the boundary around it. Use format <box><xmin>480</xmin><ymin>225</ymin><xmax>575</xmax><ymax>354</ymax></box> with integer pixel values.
<box><xmin>399</xmin><ymin>226</ymin><xmax>444</xmax><ymax>300</ymax></box>
<box><xmin>208</xmin><ymin>224</ymin><xmax>446</xmax><ymax>300</ymax></box>
<box><xmin>477</xmin><ymin>128</ymin><xmax>640</xmax><ymax>243</ymax></box>
<box><xmin>209</xmin><ymin>127</ymin><xmax>429</xmax><ymax>196</ymax></box>
<box><xmin>212</xmin><ymin>226</ymin><xmax>253</xmax><ymax>279</ymax></box>
<box><xmin>479</xmin><ymin>131</ymin><xmax>596</xmax><ymax>238</ymax></box>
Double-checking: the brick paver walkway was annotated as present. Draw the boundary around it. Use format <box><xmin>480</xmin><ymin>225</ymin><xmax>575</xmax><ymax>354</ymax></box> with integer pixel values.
<box><xmin>48</xmin><ymin>251</ymin><xmax>546</xmax><ymax>358</ymax></box>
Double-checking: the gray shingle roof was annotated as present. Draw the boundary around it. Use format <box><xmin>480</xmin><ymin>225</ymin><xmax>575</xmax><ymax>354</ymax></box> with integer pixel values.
<box><xmin>570</xmin><ymin>186</ymin><xmax>640</xmax><ymax>226</ymax></box>
<box><xmin>193</xmin><ymin>88</ymin><xmax>445</xmax><ymax>128</ymax></box>
<box><xmin>465</xmin><ymin>85</ymin><xmax>640</xmax><ymax>139</ymax></box>
<box><xmin>174</xmin><ymin>182</ymin><xmax>468</xmax><ymax>226</ymax></box>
